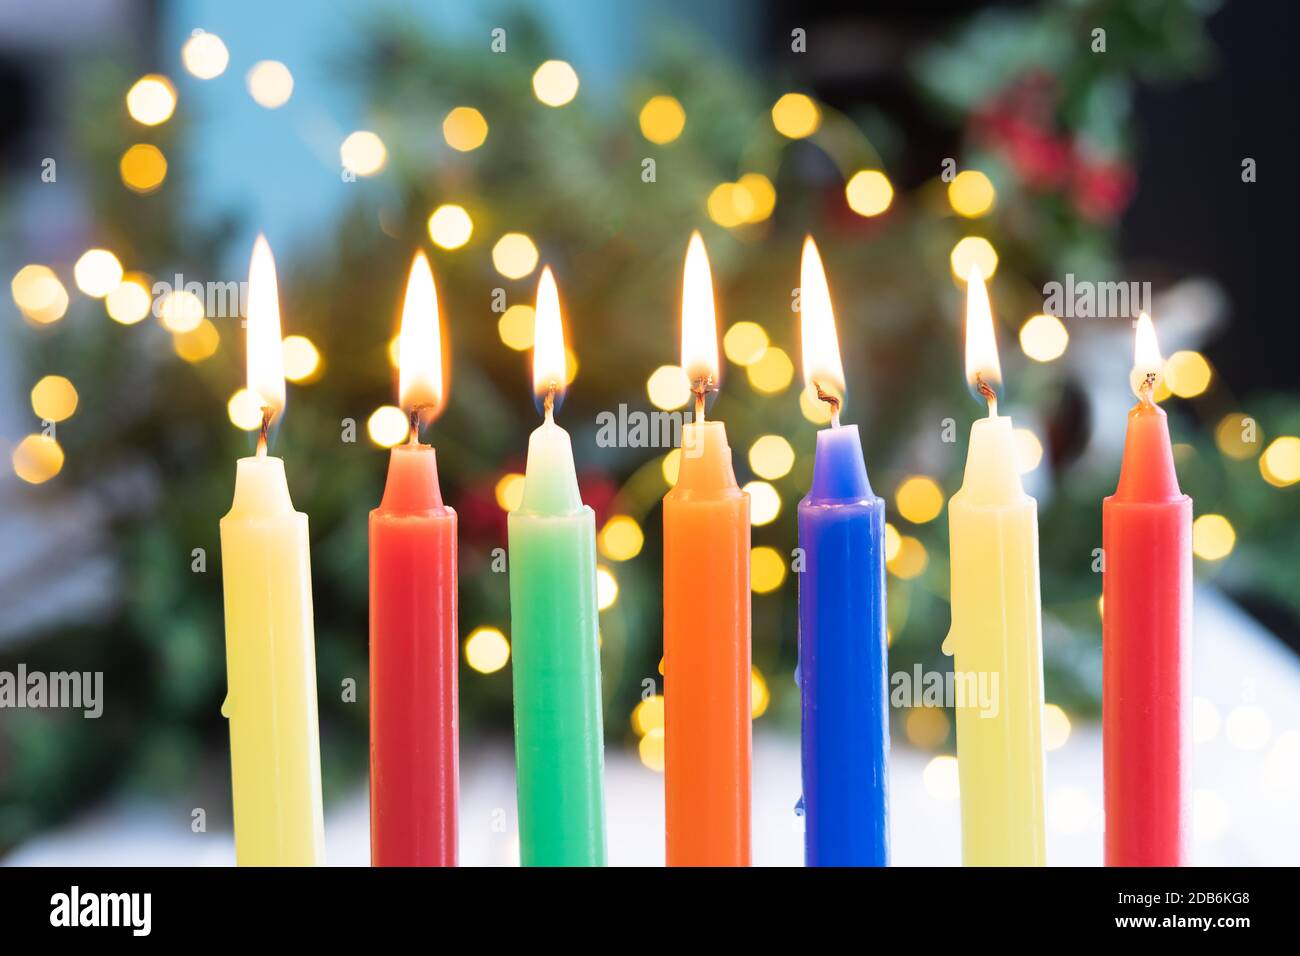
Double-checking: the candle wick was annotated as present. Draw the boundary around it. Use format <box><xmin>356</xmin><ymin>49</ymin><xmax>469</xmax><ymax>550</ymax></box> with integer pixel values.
<box><xmin>256</xmin><ymin>407</ymin><xmax>272</xmax><ymax>457</ymax></box>
<box><xmin>1138</xmin><ymin>372</ymin><xmax>1158</xmax><ymax>408</ymax></box>
<box><xmin>691</xmin><ymin>375</ymin><xmax>714</xmax><ymax>424</ymax></box>
<box><xmin>976</xmin><ymin>377</ymin><xmax>998</xmax><ymax>418</ymax></box>
<box><xmin>543</xmin><ymin>384</ymin><xmax>557</xmax><ymax>423</ymax></box>
<box><xmin>813</xmin><ymin>381</ymin><xmax>841</xmax><ymax>428</ymax></box>
<box><xmin>407</xmin><ymin>406</ymin><xmax>422</xmax><ymax>445</ymax></box>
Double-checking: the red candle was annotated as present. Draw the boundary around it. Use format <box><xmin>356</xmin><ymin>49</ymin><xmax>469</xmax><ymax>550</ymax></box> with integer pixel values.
<box><xmin>1103</xmin><ymin>313</ymin><xmax>1191</xmax><ymax>866</ymax></box>
<box><xmin>369</xmin><ymin>252</ymin><xmax>458</xmax><ymax>866</ymax></box>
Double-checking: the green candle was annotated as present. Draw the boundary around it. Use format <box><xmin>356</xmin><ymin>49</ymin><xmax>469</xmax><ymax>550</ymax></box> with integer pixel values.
<box><xmin>507</xmin><ymin>267</ymin><xmax>607</xmax><ymax>866</ymax></box>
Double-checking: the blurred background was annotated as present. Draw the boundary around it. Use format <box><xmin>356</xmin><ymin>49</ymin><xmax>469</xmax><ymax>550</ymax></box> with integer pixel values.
<box><xmin>1</xmin><ymin>0</ymin><xmax>1297</xmax><ymax>865</ymax></box>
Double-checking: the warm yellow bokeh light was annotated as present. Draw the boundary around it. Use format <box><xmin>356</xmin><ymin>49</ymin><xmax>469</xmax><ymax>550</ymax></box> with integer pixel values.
<box><xmin>845</xmin><ymin>170</ymin><xmax>893</xmax><ymax>217</ymax></box>
<box><xmin>884</xmin><ymin>522</ymin><xmax>902</xmax><ymax>562</ymax></box>
<box><xmin>1014</xmin><ymin>428</ymin><xmax>1044</xmax><ymax>474</ymax></box>
<box><xmin>246</xmin><ymin>60</ymin><xmax>294</xmax><ymax>108</ymax></box>
<box><xmin>442</xmin><ymin>106</ymin><xmax>488</xmax><ymax>151</ymax></box>
<box><xmin>747</xmin><ymin>345</ymin><xmax>794</xmax><ymax>394</ymax></box>
<box><xmin>646</xmin><ymin>365</ymin><xmax>691</xmax><ymax>410</ymax></box>
<box><xmin>723</xmin><ymin>322</ymin><xmax>769</xmax><ymax>366</ymax></box>
<box><xmin>661</xmin><ymin>449</ymin><xmax>681</xmax><ymax>486</ymax></box>
<box><xmin>745</xmin><ymin>480</ymin><xmax>781</xmax><ymax>526</ymax></box>
<box><xmin>497</xmin><ymin>304</ymin><xmax>535</xmax><ymax>351</ymax></box>
<box><xmin>1192</xmin><ymin>514</ymin><xmax>1235</xmax><ymax>561</ymax></box>
<box><xmin>738</xmin><ymin>173</ymin><xmax>776</xmax><ymax>223</ymax></box>
<box><xmin>751</xmin><ymin>545</ymin><xmax>786</xmax><ymax>593</ymax></box>
<box><xmin>120</xmin><ymin>143</ymin><xmax>168</xmax><ymax>193</ymax></box>
<box><xmin>1043</xmin><ymin>703</ymin><xmax>1072</xmax><ymax>751</ymax></box>
<box><xmin>340</xmin><ymin>130</ymin><xmax>387</xmax><ymax>177</ymax></box>
<box><xmin>771</xmin><ymin>93</ymin><xmax>820</xmax><ymax>138</ymax></box>
<box><xmin>106</xmin><ymin>274</ymin><xmax>153</xmax><ymax>324</ymax></box>
<box><xmin>181</xmin><ymin>31</ymin><xmax>229</xmax><ymax>80</ymax></box>
<box><xmin>950</xmin><ymin>236</ymin><xmax>998</xmax><ymax>281</ymax></box>
<box><xmin>1260</xmin><ymin>435</ymin><xmax>1300</xmax><ymax>487</ymax></box>
<box><xmin>465</xmin><ymin>626</ymin><xmax>511</xmax><ymax>674</ymax></box>
<box><xmin>12</xmin><ymin>265</ymin><xmax>68</xmax><ymax>323</ymax></box>
<box><xmin>282</xmin><ymin>335</ymin><xmax>320</xmax><ymax>382</ymax></box>
<box><xmin>749</xmin><ymin>434</ymin><xmax>795</xmax><ymax>480</ymax></box>
<box><xmin>632</xmin><ymin>694</ymin><xmax>665</xmax><ymax>736</ymax></box>
<box><xmin>427</xmin><ymin>204</ymin><xmax>473</xmax><ymax>250</ymax></box>
<box><xmin>948</xmin><ymin>170</ymin><xmax>996</xmax><ymax>218</ymax></box>
<box><xmin>596</xmin><ymin>566</ymin><xmax>619</xmax><ymax>611</ymax></box>
<box><xmin>157</xmin><ymin>289</ymin><xmax>204</xmax><ymax>333</ymax></box>
<box><xmin>799</xmin><ymin>384</ymin><xmax>834</xmax><ymax>424</ymax></box>
<box><xmin>12</xmin><ymin>435</ymin><xmax>64</xmax><ymax>484</ymax></box>
<box><xmin>896</xmin><ymin>476</ymin><xmax>944</xmax><ymax>524</ymax></box>
<box><xmin>532</xmin><ymin>60</ymin><xmax>579</xmax><ymax>106</ymax></box>
<box><xmin>126</xmin><ymin>74</ymin><xmax>176</xmax><ymax>126</ymax></box>
<box><xmin>227</xmin><ymin>388</ymin><xmax>264</xmax><ymax>431</ymax></box>
<box><xmin>1214</xmin><ymin>413</ymin><xmax>1260</xmax><ymax>460</ymax></box>
<box><xmin>1019</xmin><ymin>314</ymin><xmax>1069</xmax><ymax>362</ymax></box>
<box><xmin>492</xmin><ymin>233</ymin><xmax>539</xmax><ymax>279</ymax></box>
<box><xmin>1164</xmin><ymin>350</ymin><xmax>1212</xmax><ymax>399</ymax></box>
<box><xmin>752</xmin><ymin>668</ymin><xmax>770</xmax><ymax>719</ymax></box>
<box><xmin>707</xmin><ymin>182</ymin><xmax>755</xmax><ymax>229</ymax></box>
<box><xmin>173</xmin><ymin>318</ymin><xmax>220</xmax><ymax>363</ymax></box>
<box><xmin>495</xmin><ymin>472</ymin><xmax>526</xmax><ymax>512</ymax></box>
<box><xmin>888</xmin><ymin>535</ymin><xmax>928</xmax><ymax>579</ymax></box>
<box><xmin>367</xmin><ymin>405</ymin><xmax>409</xmax><ymax>448</ymax></box>
<box><xmin>905</xmin><ymin>707</ymin><xmax>950</xmax><ymax>749</ymax></box>
<box><xmin>639</xmin><ymin>727</ymin><xmax>665</xmax><ymax>772</ymax></box>
<box><xmin>30</xmin><ymin>376</ymin><xmax>78</xmax><ymax>422</ymax></box>
<box><xmin>639</xmin><ymin>95</ymin><xmax>686</xmax><ymax>144</ymax></box>
<box><xmin>598</xmin><ymin>515</ymin><xmax>644</xmax><ymax>561</ymax></box>
<box><xmin>74</xmin><ymin>249</ymin><xmax>124</xmax><ymax>298</ymax></box>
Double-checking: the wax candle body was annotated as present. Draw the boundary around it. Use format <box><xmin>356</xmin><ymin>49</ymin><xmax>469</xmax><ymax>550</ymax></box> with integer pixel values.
<box><xmin>1103</xmin><ymin>402</ymin><xmax>1191</xmax><ymax>866</ymax></box>
<box><xmin>508</xmin><ymin>418</ymin><xmax>606</xmax><ymax>866</ymax></box>
<box><xmin>369</xmin><ymin>444</ymin><xmax>458</xmax><ymax>866</ymax></box>
<box><xmin>943</xmin><ymin>415</ymin><xmax>1046</xmax><ymax>866</ymax></box>
<box><xmin>797</xmin><ymin>424</ymin><xmax>889</xmax><ymax>866</ymax></box>
<box><xmin>219</xmin><ymin>455</ymin><xmax>325</xmax><ymax>866</ymax></box>
<box><xmin>664</xmin><ymin>420</ymin><xmax>751</xmax><ymax>866</ymax></box>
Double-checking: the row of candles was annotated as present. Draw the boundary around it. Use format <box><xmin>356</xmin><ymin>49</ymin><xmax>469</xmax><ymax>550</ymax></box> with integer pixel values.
<box><xmin>219</xmin><ymin>231</ymin><xmax>1189</xmax><ymax>867</ymax></box>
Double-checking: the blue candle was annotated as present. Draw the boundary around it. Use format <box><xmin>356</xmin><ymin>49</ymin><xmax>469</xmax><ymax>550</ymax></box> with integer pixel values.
<box><xmin>796</xmin><ymin>237</ymin><xmax>889</xmax><ymax>866</ymax></box>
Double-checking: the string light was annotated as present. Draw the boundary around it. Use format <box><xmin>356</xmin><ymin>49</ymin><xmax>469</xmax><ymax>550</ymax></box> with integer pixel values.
<box><xmin>126</xmin><ymin>75</ymin><xmax>176</xmax><ymax>126</ymax></box>
<box><xmin>427</xmin><ymin>204</ymin><xmax>473</xmax><ymax>249</ymax></box>
<box><xmin>247</xmin><ymin>61</ymin><xmax>293</xmax><ymax>108</ymax></box>
<box><xmin>532</xmin><ymin>60</ymin><xmax>579</xmax><ymax>106</ymax></box>
<box><xmin>639</xmin><ymin>95</ymin><xmax>686</xmax><ymax>144</ymax></box>
<box><xmin>181</xmin><ymin>30</ymin><xmax>229</xmax><ymax>79</ymax></box>
<box><xmin>598</xmin><ymin>516</ymin><xmax>644</xmax><ymax>561</ymax></box>
<box><xmin>340</xmin><ymin>131</ymin><xmax>387</xmax><ymax>177</ymax></box>
<box><xmin>464</xmin><ymin>627</ymin><xmax>510</xmax><ymax>674</ymax></box>
<box><xmin>771</xmin><ymin>93</ymin><xmax>819</xmax><ymax>138</ymax></box>
<box><xmin>845</xmin><ymin>170</ymin><xmax>893</xmax><ymax>217</ymax></box>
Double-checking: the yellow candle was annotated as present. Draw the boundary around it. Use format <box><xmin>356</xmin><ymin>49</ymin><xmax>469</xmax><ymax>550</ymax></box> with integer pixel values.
<box><xmin>941</xmin><ymin>266</ymin><xmax>1046</xmax><ymax>866</ymax></box>
<box><xmin>219</xmin><ymin>235</ymin><xmax>325</xmax><ymax>866</ymax></box>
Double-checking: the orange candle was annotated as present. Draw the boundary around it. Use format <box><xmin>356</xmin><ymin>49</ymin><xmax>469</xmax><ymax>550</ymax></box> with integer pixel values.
<box><xmin>663</xmin><ymin>232</ymin><xmax>752</xmax><ymax>867</ymax></box>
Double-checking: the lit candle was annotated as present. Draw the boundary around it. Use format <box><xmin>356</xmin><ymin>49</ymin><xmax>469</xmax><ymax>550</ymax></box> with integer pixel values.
<box><xmin>369</xmin><ymin>252</ymin><xmax>458</xmax><ymax>867</ymax></box>
<box><xmin>507</xmin><ymin>266</ymin><xmax>607</xmax><ymax>866</ymax></box>
<box><xmin>219</xmin><ymin>235</ymin><xmax>325</xmax><ymax>866</ymax></box>
<box><xmin>796</xmin><ymin>236</ymin><xmax>889</xmax><ymax>866</ymax></box>
<box><xmin>1103</xmin><ymin>313</ymin><xmax>1191</xmax><ymax>866</ymax></box>
<box><xmin>663</xmin><ymin>232</ymin><xmax>751</xmax><ymax>867</ymax></box>
<box><xmin>942</xmin><ymin>266</ymin><xmax>1046</xmax><ymax>866</ymax></box>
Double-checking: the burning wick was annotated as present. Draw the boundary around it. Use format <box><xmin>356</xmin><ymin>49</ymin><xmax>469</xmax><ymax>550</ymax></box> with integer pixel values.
<box><xmin>813</xmin><ymin>381</ymin><xmax>841</xmax><ymax>429</ymax></box>
<box><xmin>1137</xmin><ymin>371</ymin><xmax>1158</xmax><ymax>408</ymax></box>
<box><xmin>406</xmin><ymin>405</ymin><xmax>430</xmax><ymax>445</ymax></box>
<box><xmin>976</xmin><ymin>376</ymin><xmax>998</xmax><ymax>418</ymax></box>
<box><xmin>692</xmin><ymin>375</ymin><xmax>714</xmax><ymax>423</ymax></box>
<box><xmin>256</xmin><ymin>406</ymin><xmax>273</xmax><ymax>458</ymax></box>
<box><xmin>543</xmin><ymin>384</ymin><xmax>558</xmax><ymax>422</ymax></box>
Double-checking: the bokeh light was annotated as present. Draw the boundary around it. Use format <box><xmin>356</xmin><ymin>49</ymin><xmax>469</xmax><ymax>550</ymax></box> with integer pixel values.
<box><xmin>492</xmin><ymin>233</ymin><xmax>539</xmax><ymax>279</ymax></box>
<box><xmin>157</xmin><ymin>289</ymin><xmax>204</xmax><ymax>333</ymax></box>
<box><xmin>639</xmin><ymin>727</ymin><xmax>665</xmax><ymax>772</ymax></box>
<box><xmin>30</xmin><ymin>376</ymin><xmax>78</xmax><ymax>422</ymax></box>
<box><xmin>106</xmin><ymin>274</ymin><xmax>153</xmax><ymax>324</ymax></box>
<box><xmin>181</xmin><ymin>30</ymin><xmax>229</xmax><ymax>79</ymax></box>
<box><xmin>497</xmin><ymin>304</ymin><xmax>535</xmax><ymax>351</ymax></box>
<box><xmin>1214</xmin><ymin>413</ymin><xmax>1260</xmax><ymax>460</ymax></box>
<box><xmin>707</xmin><ymin>182</ymin><xmax>755</xmax><ymax>229</ymax></box>
<box><xmin>845</xmin><ymin>170</ymin><xmax>893</xmax><ymax>217</ymax></box>
<box><xmin>532</xmin><ymin>60</ymin><xmax>579</xmax><ymax>106</ymax></box>
<box><xmin>771</xmin><ymin>92</ymin><xmax>820</xmax><ymax>138</ymax></box>
<box><xmin>227</xmin><ymin>389</ymin><xmax>264</xmax><ymax>431</ymax></box>
<box><xmin>895</xmin><ymin>476</ymin><xmax>944</xmax><ymax>524</ymax></box>
<box><xmin>12</xmin><ymin>265</ymin><xmax>68</xmax><ymax>323</ymax></box>
<box><xmin>367</xmin><ymin>405</ymin><xmax>409</xmax><ymax>448</ymax></box>
<box><xmin>1164</xmin><ymin>350</ymin><xmax>1212</xmax><ymax>398</ymax></box>
<box><xmin>646</xmin><ymin>365</ymin><xmax>690</xmax><ymax>410</ymax></box>
<box><xmin>1019</xmin><ymin>314</ymin><xmax>1068</xmax><ymax>362</ymax></box>
<box><xmin>884</xmin><ymin>522</ymin><xmax>902</xmax><ymax>562</ymax></box>
<box><xmin>427</xmin><ymin>204</ymin><xmax>474</xmax><ymax>250</ymax></box>
<box><xmin>1192</xmin><ymin>514</ymin><xmax>1235</xmax><ymax>561</ymax></box>
<box><xmin>282</xmin><ymin>335</ymin><xmax>321</xmax><ymax>382</ymax></box>
<box><xmin>950</xmin><ymin>236</ymin><xmax>998</xmax><ymax>281</ymax></box>
<box><xmin>126</xmin><ymin>74</ymin><xmax>176</xmax><ymax>126</ymax></box>
<box><xmin>495</xmin><ymin>473</ymin><xmax>526</xmax><ymax>512</ymax></box>
<box><xmin>1014</xmin><ymin>428</ymin><xmax>1044</xmax><ymax>473</ymax></box>
<box><xmin>443</xmin><ymin>106</ymin><xmax>488</xmax><ymax>151</ymax></box>
<box><xmin>888</xmin><ymin>535</ymin><xmax>928</xmax><ymax>579</ymax></box>
<box><xmin>751</xmin><ymin>545</ymin><xmax>786</xmax><ymax>593</ymax></box>
<box><xmin>340</xmin><ymin>131</ymin><xmax>387</xmax><ymax>177</ymax></box>
<box><xmin>120</xmin><ymin>144</ymin><xmax>168</xmax><ymax>193</ymax></box>
<box><xmin>1260</xmin><ymin>435</ymin><xmax>1300</xmax><ymax>487</ymax></box>
<box><xmin>905</xmin><ymin>708</ymin><xmax>950</xmax><ymax>749</ymax></box>
<box><xmin>1043</xmin><ymin>703</ymin><xmax>1072</xmax><ymax>751</ymax></box>
<box><xmin>464</xmin><ymin>627</ymin><xmax>510</xmax><ymax>674</ymax></box>
<box><xmin>923</xmin><ymin>755</ymin><xmax>960</xmax><ymax>801</ymax></box>
<box><xmin>596</xmin><ymin>566</ymin><xmax>619</xmax><ymax>611</ymax></box>
<box><xmin>639</xmin><ymin>94</ymin><xmax>686</xmax><ymax>144</ymax></box>
<box><xmin>723</xmin><ymin>321</ymin><xmax>769</xmax><ymax>366</ymax></box>
<box><xmin>746</xmin><ymin>346</ymin><xmax>794</xmax><ymax>393</ymax></box>
<box><xmin>744</xmin><ymin>480</ymin><xmax>781</xmax><ymax>526</ymax></box>
<box><xmin>799</xmin><ymin>385</ymin><xmax>834</xmax><ymax>424</ymax></box>
<box><xmin>749</xmin><ymin>434</ymin><xmax>795</xmax><ymax>480</ymax></box>
<box><xmin>661</xmin><ymin>449</ymin><xmax>681</xmax><ymax>486</ymax></box>
<box><xmin>752</xmin><ymin>668</ymin><xmax>770</xmax><ymax>718</ymax></box>
<box><xmin>948</xmin><ymin>170</ymin><xmax>996</xmax><ymax>217</ymax></box>
<box><xmin>738</xmin><ymin>173</ymin><xmax>776</xmax><ymax>223</ymax></box>
<box><xmin>173</xmin><ymin>319</ymin><xmax>220</xmax><ymax>363</ymax></box>
<box><xmin>246</xmin><ymin>60</ymin><xmax>294</xmax><ymax>108</ymax></box>
<box><xmin>598</xmin><ymin>515</ymin><xmax>644</xmax><ymax>561</ymax></box>
<box><xmin>631</xmin><ymin>694</ymin><xmax>665</xmax><ymax>736</ymax></box>
<box><xmin>74</xmin><ymin>249</ymin><xmax>123</xmax><ymax>298</ymax></box>
<box><xmin>12</xmin><ymin>435</ymin><xmax>64</xmax><ymax>484</ymax></box>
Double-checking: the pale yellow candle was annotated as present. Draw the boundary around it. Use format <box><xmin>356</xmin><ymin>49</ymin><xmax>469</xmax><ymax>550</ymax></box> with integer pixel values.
<box><xmin>219</xmin><ymin>235</ymin><xmax>325</xmax><ymax>866</ymax></box>
<box><xmin>941</xmin><ymin>266</ymin><xmax>1046</xmax><ymax>866</ymax></box>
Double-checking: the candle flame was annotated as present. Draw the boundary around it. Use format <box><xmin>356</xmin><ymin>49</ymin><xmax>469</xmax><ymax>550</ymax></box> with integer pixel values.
<box><xmin>398</xmin><ymin>251</ymin><xmax>445</xmax><ymax>418</ymax></box>
<box><xmin>532</xmin><ymin>266</ymin><xmax>567</xmax><ymax>410</ymax></box>
<box><xmin>799</xmin><ymin>235</ymin><xmax>845</xmax><ymax>413</ymax></box>
<box><xmin>681</xmin><ymin>231</ymin><xmax>720</xmax><ymax>393</ymax></box>
<box><xmin>963</xmin><ymin>264</ymin><xmax>1002</xmax><ymax>404</ymax></box>
<box><xmin>1130</xmin><ymin>311</ymin><xmax>1163</xmax><ymax>400</ymax></box>
<box><xmin>246</xmin><ymin>234</ymin><xmax>285</xmax><ymax>421</ymax></box>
